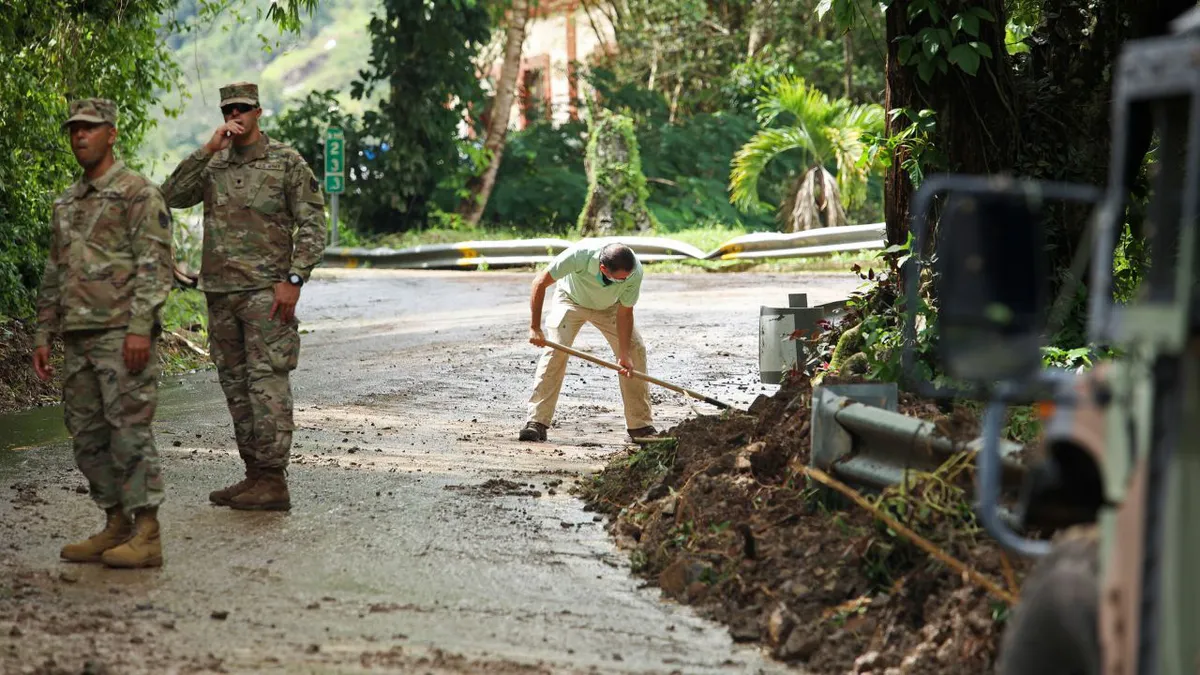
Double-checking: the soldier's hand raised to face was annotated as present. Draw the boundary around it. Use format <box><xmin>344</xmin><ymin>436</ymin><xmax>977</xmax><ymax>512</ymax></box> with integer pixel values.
<box><xmin>32</xmin><ymin>346</ymin><xmax>54</xmax><ymax>382</ymax></box>
<box><xmin>203</xmin><ymin>121</ymin><xmax>245</xmax><ymax>154</ymax></box>
<box><xmin>124</xmin><ymin>334</ymin><xmax>152</xmax><ymax>373</ymax></box>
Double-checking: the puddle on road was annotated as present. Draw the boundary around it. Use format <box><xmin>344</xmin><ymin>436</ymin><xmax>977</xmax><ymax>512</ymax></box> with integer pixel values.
<box><xmin>0</xmin><ymin>403</ymin><xmax>66</xmax><ymax>452</ymax></box>
<box><xmin>0</xmin><ymin>374</ymin><xmax>218</xmax><ymax>453</ymax></box>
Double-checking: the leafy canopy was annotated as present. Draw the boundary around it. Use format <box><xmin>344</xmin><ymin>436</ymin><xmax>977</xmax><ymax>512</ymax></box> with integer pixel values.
<box><xmin>730</xmin><ymin>76</ymin><xmax>884</xmax><ymax>216</ymax></box>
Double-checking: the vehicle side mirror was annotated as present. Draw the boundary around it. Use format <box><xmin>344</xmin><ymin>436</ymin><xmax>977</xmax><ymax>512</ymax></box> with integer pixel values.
<box><xmin>936</xmin><ymin>190</ymin><xmax>1049</xmax><ymax>382</ymax></box>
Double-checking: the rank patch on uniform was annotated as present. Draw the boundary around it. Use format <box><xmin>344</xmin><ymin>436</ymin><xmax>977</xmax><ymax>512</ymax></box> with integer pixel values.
<box><xmin>158</xmin><ymin>210</ymin><xmax>170</xmax><ymax>229</ymax></box>
<box><xmin>310</xmin><ymin>177</ymin><xmax>319</xmax><ymax>193</ymax></box>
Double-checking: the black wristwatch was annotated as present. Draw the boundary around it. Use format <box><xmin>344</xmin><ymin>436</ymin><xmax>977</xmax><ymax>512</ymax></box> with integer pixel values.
<box><xmin>287</xmin><ymin>273</ymin><xmax>304</xmax><ymax>287</ymax></box>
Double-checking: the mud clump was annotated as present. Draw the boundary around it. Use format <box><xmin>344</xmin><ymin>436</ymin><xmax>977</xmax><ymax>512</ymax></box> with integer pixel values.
<box><xmin>580</xmin><ymin>374</ymin><xmax>1029</xmax><ymax>674</ymax></box>
<box><xmin>10</xmin><ymin>482</ymin><xmax>49</xmax><ymax>508</ymax></box>
<box><xmin>444</xmin><ymin>479</ymin><xmax>542</xmax><ymax>498</ymax></box>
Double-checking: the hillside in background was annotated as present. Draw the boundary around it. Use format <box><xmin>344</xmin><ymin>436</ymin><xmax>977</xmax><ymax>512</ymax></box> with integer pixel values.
<box><xmin>141</xmin><ymin>0</ymin><xmax>380</xmax><ymax>182</ymax></box>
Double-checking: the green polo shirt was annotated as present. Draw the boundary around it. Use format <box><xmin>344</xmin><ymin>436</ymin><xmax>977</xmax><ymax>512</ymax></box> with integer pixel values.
<box><xmin>547</xmin><ymin>241</ymin><xmax>643</xmax><ymax>310</ymax></box>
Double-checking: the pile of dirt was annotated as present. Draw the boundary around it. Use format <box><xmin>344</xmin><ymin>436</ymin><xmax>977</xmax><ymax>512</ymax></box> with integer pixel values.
<box><xmin>0</xmin><ymin>321</ymin><xmax>61</xmax><ymax>415</ymax></box>
<box><xmin>579</xmin><ymin>374</ymin><xmax>1029</xmax><ymax>674</ymax></box>
<box><xmin>0</xmin><ymin>320</ymin><xmax>210</xmax><ymax>415</ymax></box>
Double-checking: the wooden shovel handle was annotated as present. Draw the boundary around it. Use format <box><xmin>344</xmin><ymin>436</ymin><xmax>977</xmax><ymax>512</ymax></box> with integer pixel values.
<box><xmin>540</xmin><ymin>339</ymin><xmax>732</xmax><ymax>409</ymax></box>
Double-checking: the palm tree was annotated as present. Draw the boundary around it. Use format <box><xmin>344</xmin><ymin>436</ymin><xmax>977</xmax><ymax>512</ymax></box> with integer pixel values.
<box><xmin>729</xmin><ymin>77</ymin><xmax>884</xmax><ymax>231</ymax></box>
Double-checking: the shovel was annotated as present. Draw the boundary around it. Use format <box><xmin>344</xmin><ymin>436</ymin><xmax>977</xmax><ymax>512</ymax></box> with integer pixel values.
<box><xmin>540</xmin><ymin>338</ymin><xmax>735</xmax><ymax>411</ymax></box>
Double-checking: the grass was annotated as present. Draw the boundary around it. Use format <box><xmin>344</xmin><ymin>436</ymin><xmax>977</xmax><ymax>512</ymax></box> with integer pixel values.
<box><xmin>159</xmin><ymin>288</ymin><xmax>211</xmax><ymax>375</ymax></box>
<box><xmin>258</xmin><ymin>2</ymin><xmax>379</xmax><ymax>113</ymax></box>
<box><xmin>577</xmin><ymin>438</ymin><xmax>678</xmax><ymax>514</ymax></box>
<box><xmin>161</xmin><ymin>288</ymin><xmax>207</xmax><ymax>334</ymax></box>
<box><xmin>342</xmin><ymin>223</ymin><xmax>756</xmax><ymax>253</ymax></box>
<box><xmin>657</xmin><ymin>223</ymin><xmax>749</xmax><ymax>252</ymax></box>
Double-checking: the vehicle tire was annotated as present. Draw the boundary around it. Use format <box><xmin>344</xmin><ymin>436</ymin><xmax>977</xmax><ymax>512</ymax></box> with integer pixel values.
<box><xmin>996</xmin><ymin>525</ymin><xmax>1101</xmax><ymax>675</ymax></box>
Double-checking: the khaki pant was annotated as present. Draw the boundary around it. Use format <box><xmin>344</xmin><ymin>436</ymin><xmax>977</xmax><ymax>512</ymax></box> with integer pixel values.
<box><xmin>526</xmin><ymin>288</ymin><xmax>653</xmax><ymax>430</ymax></box>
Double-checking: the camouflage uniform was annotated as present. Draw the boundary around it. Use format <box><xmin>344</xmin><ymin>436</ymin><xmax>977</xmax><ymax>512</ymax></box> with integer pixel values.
<box><xmin>160</xmin><ymin>82</ymin><xmax>326</xmax><ymax>483</ymax></box>
<box><xmin>34</xmin><ymin>100</ymin><xmax>174</xmax><ymax>535</ymax></box>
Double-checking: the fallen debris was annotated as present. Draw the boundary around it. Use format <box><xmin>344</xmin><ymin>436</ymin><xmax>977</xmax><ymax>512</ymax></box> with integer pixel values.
<box><xmin>443</xmin><ymin>479</ymin><xmax>542</xmax><ymax>498</ymax></box>
<box><xmin>579</xmin><ymin>373</ymin><xmax>1031</xmax><ymax>673</ymax></box>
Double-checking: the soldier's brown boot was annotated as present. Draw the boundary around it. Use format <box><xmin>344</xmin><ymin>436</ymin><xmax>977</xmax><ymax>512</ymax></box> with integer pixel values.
<box><xmin>228</xmin><ymin>469</ymin><xmax>291</xmax><ymax>511</ymax></box>
<box><xmin>209</xmin><ymin>466</ymin><xmax>261</xmax><ymax>506</ymax></box>
<box><xmin>101</xmin><ymin>508</ymin><xmax>162</xmax><ymax>569</ymax></box>
<box><xmin>60</xmin><ymin>507</ymin><xmax>133</xmax><ymax>563</ymax></box>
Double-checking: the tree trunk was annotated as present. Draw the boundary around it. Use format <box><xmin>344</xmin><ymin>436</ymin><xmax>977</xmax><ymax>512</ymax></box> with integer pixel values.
<box><xmin>842</xmin><ymin>31</ymin><xmax>852</xmax><ymax>99</ymax></box>
<box><xmin>747</xmin><ymin>0</ymin><xmax>764</xmax><ymax>57</ymax></box>
<box><xmin>884</xmin><ymin>0</ymin><xmax>1013</xmax><ymax>249</ymax></box>
<box><xmin>458</xmin><ymin>0</ymin><xmax>530</xmax><ymax>226</ymax></box>
<box><xmin>647</xmin><ymin>44</ymin><xmax>658</xmax><ymax>91</ymax></box>
<box><xmin>883</xmin><ymin>0</ymin><xmax>916</xmax><ymax>247</ymax></box>
<box><xmin>668</xmin><ymin>77</ymin><xmax>683</xmax><ymax>124</ymax></box>
<box><xmin>577</xmin><ymin>110</ymin><xmax>655</xmax><ymax>235</ymax></box>
<box><xmin>1020</xmin><ymin>0</ymin><xmax>1194</xmax><ymax>271</ymax></box>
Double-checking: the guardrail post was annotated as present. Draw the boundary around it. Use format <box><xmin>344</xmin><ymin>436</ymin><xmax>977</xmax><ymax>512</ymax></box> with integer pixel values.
<box><xmin>759</xmin><ymin>294</ymin><xmax>842</xmax><ymax>384</ymax></box>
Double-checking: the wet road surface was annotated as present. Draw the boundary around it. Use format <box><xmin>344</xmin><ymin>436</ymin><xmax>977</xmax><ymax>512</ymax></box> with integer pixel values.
<box><xmin>1</xmin><ymin>269</ymin><xmax>861</xmax><ymax>674</ymax></box>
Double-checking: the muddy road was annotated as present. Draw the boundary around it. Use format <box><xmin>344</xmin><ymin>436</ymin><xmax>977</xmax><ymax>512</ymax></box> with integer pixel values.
<box><xmin>1</xmin><ymin>269</ymin><xmax>861</xmax><ymax>674</ymax></box>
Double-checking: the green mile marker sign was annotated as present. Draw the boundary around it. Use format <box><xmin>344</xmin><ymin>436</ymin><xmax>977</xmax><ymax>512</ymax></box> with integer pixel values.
<box><xmin>324</xmin><ymin>127</ymin><xmax>345</xmax><ymax>195</ymax></box>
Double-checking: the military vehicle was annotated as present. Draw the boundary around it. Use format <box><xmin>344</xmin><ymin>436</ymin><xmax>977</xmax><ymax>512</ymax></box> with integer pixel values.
<box><xmin>902</xmin><ymin>7</ymin><xmax>1200</xmax><ymax>674</ymax></box>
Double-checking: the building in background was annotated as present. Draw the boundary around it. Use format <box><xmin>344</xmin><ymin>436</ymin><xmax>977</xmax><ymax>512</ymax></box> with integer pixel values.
<box><xmin>483</xmin><ymin>0</ymin><xmax>615</xmax><ymax>129</ymax></box>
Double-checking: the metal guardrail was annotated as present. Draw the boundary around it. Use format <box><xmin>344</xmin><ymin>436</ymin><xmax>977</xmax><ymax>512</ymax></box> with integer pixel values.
<box><xmin>811</xmin><ymin>385</ymin><xmax>1028</xmax><ymax>517</ymax></box>
<box><xmin>704</xmin><ymin>223</ymin><xmax>886</xmax><ymax>259</ymax></box>
<box><xmin>322</xmin><ymin>223</ymin><xmax>886</xmax><ymax>270</ymax></box>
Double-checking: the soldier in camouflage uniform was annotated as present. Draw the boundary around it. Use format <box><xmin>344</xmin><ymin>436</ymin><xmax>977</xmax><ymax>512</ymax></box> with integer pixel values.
<box><xmin>161</xmin><ymin>82</ymin><xmax>326</xmax><ymax>511</ymax></box>
<box><xmin>32</xmin><ymin>98</ymin><xmax>176</xmax><ymax>569</ymax></box>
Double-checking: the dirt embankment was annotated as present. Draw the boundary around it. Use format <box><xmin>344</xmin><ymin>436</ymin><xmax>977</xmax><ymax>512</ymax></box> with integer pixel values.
<box><xmin>0</xmin><ymin>321</ymin><xmax>208</xmax><ymax>415</ymax></box>
<box><xmin>579</xmin><ymin>374</ymin><xmax>1030</xmax><ymax>674</ymax></box>
<box><xmin>0</xmin><ymin>321</ymin><xmax>60</xmax><ymax>415</ymax></box>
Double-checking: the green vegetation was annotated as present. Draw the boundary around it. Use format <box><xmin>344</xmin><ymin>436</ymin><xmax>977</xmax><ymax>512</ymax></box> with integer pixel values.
<box><xmin>577</xmin><ymin>109</ymin><xmax>656</xmax><ymax>235</ymax></box>
<box><xmin>159</xmin><ymin>289</ymin><xmax>211</xmax><ymax>374</ymax></box>
<box><xmin>0</xmin><ymin>0</ymin><xmax>177</xmax><ymax>321</ymax></box>
<box><xmin>1</xmin><ymin>0</ymin><xmax>1180</xmax><ymax>400</ymax></box>
<box><xmin>144</xmin><ymin>0</ymin><xmax>372</xmax><ymax>181</ymax></box>
<box><xmin>252</xmin><ymin>0</ymin><xmax>892</xmax><ymax>242</ymax></box>
<box><xmin>579</xmin><ymin>437</ymin><xmax>679</xmax><ymax>513</ymax></box>
<box><xmin>730</xmin><ymin>77</ymin><xmax>885</xmax><ymax>231</ymax></box>
<box><xmin>161</xmin><ymin>289</ymin><xmax>208</xmax><ymax>337</ymax></box>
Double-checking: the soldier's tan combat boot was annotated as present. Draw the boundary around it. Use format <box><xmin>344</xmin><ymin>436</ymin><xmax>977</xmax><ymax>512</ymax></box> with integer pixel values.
<box><xmin>228</xmin><ymin>469</ymin><xmax>291</xmax><ymax>511</ymax></box>
<box><xmin>101</xmin><ymin>507</ymin><xmax>162</xmax><ymax>569</ymax></box>
<box><xmin>209</xmin><ymin>466</ymin><xmax>261</xmax><ymax>506</ymax></box>
<box><xmin>60</xmin><ymin>507</ymin><xmax>132</xmax><ymax>563</ymax></box>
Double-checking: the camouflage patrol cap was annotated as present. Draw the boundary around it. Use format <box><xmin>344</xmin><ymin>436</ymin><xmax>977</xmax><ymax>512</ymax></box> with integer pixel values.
<box><xmin>219</xmin><ymin>82</ymin><xmax>259</xmax><ymax>107</ymax></box>
<box><xmin>62</xmin><ymin>98</ymin><xmax>118</xmax><ymax>129</ymax></box>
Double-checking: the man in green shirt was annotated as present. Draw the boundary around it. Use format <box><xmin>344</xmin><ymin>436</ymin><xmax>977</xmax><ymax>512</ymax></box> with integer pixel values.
<box><xmin>521</xmin><ymin>242</ymin><xmax>656</xmax><ymax>442</ymax></box>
